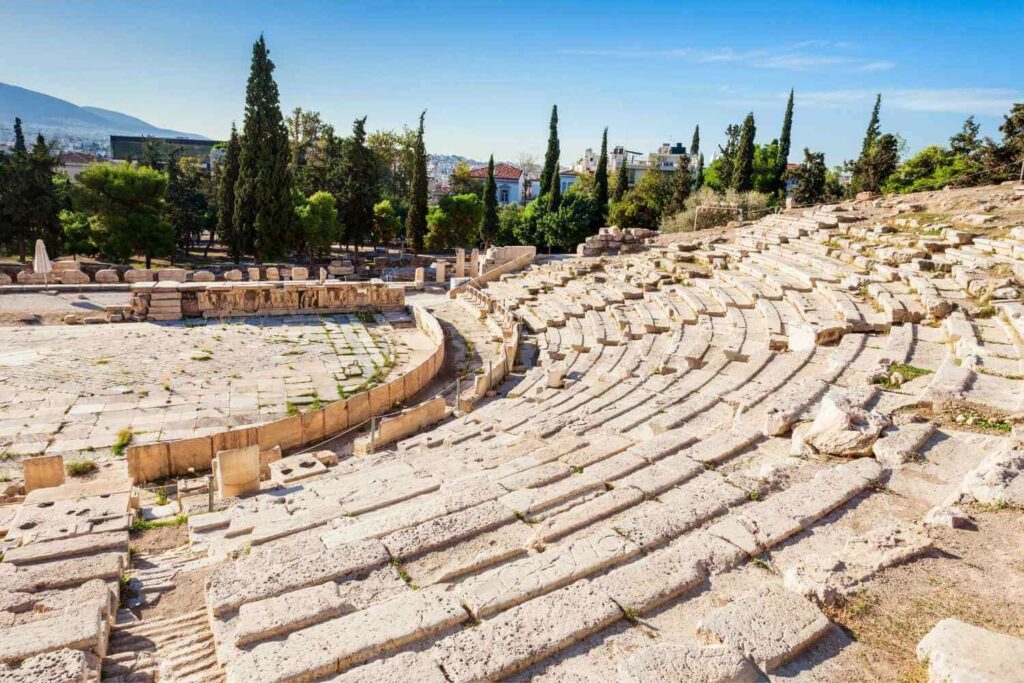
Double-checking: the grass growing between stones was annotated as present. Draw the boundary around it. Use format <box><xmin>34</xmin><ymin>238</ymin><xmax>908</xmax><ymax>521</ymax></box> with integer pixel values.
<box><xmin>112</xmin><ymin>428</ymin><xmax>133</xmax><ymax>456</ymax></box>
<box><xmin>130</xmin><ymin>514</ymin><xmax>188</xmax><ymax>532</ymax></box>
<box><xmin>877</xmin><ymin>363</ymin><xmax>932</xmax><ymax>390</ymax></box>
<box><xmin>65</xmin><ymin>459</ymin><xmax>97</xmax><ymax>477</ymax></box>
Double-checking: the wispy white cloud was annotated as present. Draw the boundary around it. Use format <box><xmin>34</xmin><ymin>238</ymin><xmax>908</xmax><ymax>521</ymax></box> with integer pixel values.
<box><xmin>558</xmin><ymin>41</ymin><xmax>894</xmax><ymax>72</ymax></box>
<box><xmin>797</xmin><ymin>88</ymin><xmax>1020</xmax><ymax>115</ymax></box>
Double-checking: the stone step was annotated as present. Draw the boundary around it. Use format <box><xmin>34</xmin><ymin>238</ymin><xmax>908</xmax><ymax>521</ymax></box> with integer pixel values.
<box><xmin>228</xmin><ymin>587</ymin><xmax>467</xmax><ymax>681</ymax></box>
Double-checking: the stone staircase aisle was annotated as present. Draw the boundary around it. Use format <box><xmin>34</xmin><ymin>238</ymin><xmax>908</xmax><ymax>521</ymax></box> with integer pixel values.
<box><xmin>101</xmin><ymin>608</ymin><xmax>223</xmax><ymax>682</ymax></box>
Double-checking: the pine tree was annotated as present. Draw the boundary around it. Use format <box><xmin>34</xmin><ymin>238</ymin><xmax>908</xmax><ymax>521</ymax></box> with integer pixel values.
<box><xmin>234</xmin><ymin>34</ymin><xmax>294</xmax><ymax>261</ymax></box>
<box><xmin>717</xmin><ymin>124</ymin><xmax>741</xmax><ymax>188</ymax></box>
<box><xmin>26</xmin><ymin>133</ymin><xmax>62</xmax><ymax>255</ymax></box>
<box><xmin>140</xmin><ymin>138</ymin><xmax>163</xmax><ymax>170</ymax></box>
<box><xmin>775</xmin><ymin>89</ymin><xmax>794</xmax><ymax>195</ymax></box>
<box><xmin>481</xmin><ymin>155</ymin><xmax>499</xmax><ymax>246</ymax></box>
<box><xmin>406</xmin><ymin>110</ymin><xmax>428</xmax><ymax>253</ymax></box>
<box><xmin>613</xmin><ymin>156</ymin><xmax>629</xmax><ymax>203</ymax></box>
<box><xmin>666</xmin><ymin>152</ymin><xmax>692</xmax><ymax>215</ymax></box>
<box><xmin>217</xmin><ymin>123</ymin><xmax>242</xmax><ymax>261</ymax></box>
<box><xmin>690</xmin><ymin>125</ymin><xmax>700</xmax><ymax>156</ymax></box>
<box><xmin>790</xmin><ymin>148</ymin><xmax>826</xmax><ymax>206</ymax></box>
<box><xmin>13</xmin><ymin>118</ymin><xmax>26</xmax><ymax>153</ymax></box>
<box><xmin>338</xmin><ymin>117</ymin><xmax>377</xmax><ymax>248</ymax></box>
<box><xmin>539</xmin><ymin>105</ymin><xmax>560</xmax><ymax>196</ymax></box>
<box><xmin>851</xmin><ymin>94</ymin><xmax>892</xmax><ymax>194</ymax></box>
<box><xmin>695</xmin><ymin>153</ymin><xmax>705</xmax><ymax>190</ymax></box>
<box><xmin>732</xmin><ymin>113</ymin><xmax>757</xmax><ymax>192</ymax></box>
<box><xmin>593</xmin><ymin>127</ymin><xmax>609</xmax><ymax>228</ymax></box>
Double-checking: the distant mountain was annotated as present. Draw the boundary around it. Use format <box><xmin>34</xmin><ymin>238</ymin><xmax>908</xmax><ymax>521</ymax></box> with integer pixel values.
<box><xmin>0</xmin><ymin>82</ymin><xmax>208</xmax><ymax>148</ymax></box>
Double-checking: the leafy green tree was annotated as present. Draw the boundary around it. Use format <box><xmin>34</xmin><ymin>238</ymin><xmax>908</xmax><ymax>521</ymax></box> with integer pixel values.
<box><xmin>774</xmin><ymin>89</ymin><xmax>794</xmax><ymax>195</ymax></box>
<box><xmin>950</xmin><ymin>116</ymin><xmax>981</xmax><ymax>158</ymax></box>
<box><xmin>790</xmin><ymin>149</ymin><xmax>827</xmax><ymax>205</ymax></box>
<box><xmin>665</xmin><ymin>152</ymin><xmax>692</xmax><ymax>215</ymax></box>
<box><xmin>285</xmin><ymin>107</ymin><xmax>335</xmax><ymax>195</ymax></box>
<box><xmin>481</xmin><ymin>155</ymin><xmax>499</xmax><ymax>246</ymax></box>
<box><xmin>217</xmin><ymin>123</ymin><xmax>242</xmax><ymax>260</ymax></box>
<box><xmin>612</xmin><ymin>156</ymin><xmax>629</xmax><ymax>203</ymax></box>
<box><xmin>166</xmin><ymin>151</ymin><xmax>213</xmax><ymax>253</ymax></box>
<box><xmin>450</xmin><ymin>160</ymin><xmax>478</xmax><ymax>196</ymax></box>
<box><xmin>372</xmin><ymin>199</ymin><xmax>401</xmax><ymax>246</ymax></box>
<box><xmin>850</xmin><ymin>94</ymin><xmax>893</xmax><ymax>193</ymax></box>
<box><xmin>295</xmin><ymin>190</ymin><xmax>339</xmax><ymax>265</ymax></box>
<box><xmin>25</xmin><ymin>134</ymin><xmax>64</xmax><ymax>255</ymax></box>
<box><xmin>337</xmin><ymin>117</ymin><xmax>378</xmax><ymax>248</ymax></box>
<box><xmin>752</xmin><ymin>140</ymin><xmax>781</xmax><ymax>195</ymax></box>
<box><xmin>424</xmin><ymin>193</ymin><xmax>483</xmax><ymax>250</ymax></box>
<box><xmin>540</xmin><ymin>105</ymin><xmax>560</xmax><ymax>196</ymax></box>
<box><xmin>60</xmin><ymin>210</ymin><xmax>94</xmax><ymax>255</ymax></box>
<box><xmin>540</xmin><ymin>188</ymin><xmax>597</xmax><ymax>251</ymax></box>
<box><xmin>72</xmin><ymin>164</ymin><xmax>174</xmax><ymax>268</ymax></box>
<box><xmin>368</xmin><ymin>127</ymin><xmax>417</xmax><ymax>204</ymax></box>
<box><xmin>690</xmin><ymin>125</ymin><xmax>700</xmax><ymax>156</ymax></box>
<box><xmin>609</xmin><ymin>170</ymin><xmax>671</xmax><ymax>230</ymax></box>
<box><xmin>234</xmin><ymin>34</ymin><xmax>294</xmax><ymax>260</ymax></box>
<box><xmin>732</xmin><ymin>113</ymin><xmax>756</xmax><ymax>191</ymax></box>
<box><xmin>406</xmin><ymin>111</ymin><xmax>428</xmax><ymax>252</ymax></box>
<box><xmin>140</xmin><ymin>138</ymin><xmax>164</xmax><ymax>170</ymax></box>
<box><xmin>496</xmin><ymin>204</ymin><xmax>523</xmax><ymax>246</ymax></box>
<box><xmin>883</xmin><ymin>145</ymin><xmax>980</xmax><ymax>193</ymax></box>
<box><xmin>998</xmin><ymin>103</ymin><xmax>1024</xmax><ymax>161</ymax></box>
<box><xmin>513</xmin><ymin>200</ymin><xmax>546</xmax><ymax>246</ymax></box>
<box><xmin>593</xmin><ymin>127</ymin><xmax>609</xmax><ymax>228</ymax></box>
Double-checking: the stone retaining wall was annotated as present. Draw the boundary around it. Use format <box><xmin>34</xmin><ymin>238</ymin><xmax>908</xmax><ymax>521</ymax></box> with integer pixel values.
<box><xmin>449</xmin><ymin>247</ymin><xmax>536</xmax><ymax>298</ymax></box>
<box><xmin>125</xmin><ymin>304</ymin><xmax>445</xmax><ymax>484</ymax></box>
<box><xmin>130</xmin><ymin>280</ymin><xmax>406</xmax><ymax>321</ymax></box>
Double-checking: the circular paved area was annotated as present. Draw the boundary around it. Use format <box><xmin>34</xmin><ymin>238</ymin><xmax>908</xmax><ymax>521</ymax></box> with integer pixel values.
<box><xmin>0</xmin><ymin>314</ymin><xmax>434</xmax><ymax>465</ymax></box>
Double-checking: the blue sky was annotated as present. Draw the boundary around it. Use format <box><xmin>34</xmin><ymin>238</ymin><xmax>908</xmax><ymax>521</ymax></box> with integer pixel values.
<box><xmin>2</xmin><ymin>0</ymin><xmax>1021</xmax><ymax>167</ymax></box>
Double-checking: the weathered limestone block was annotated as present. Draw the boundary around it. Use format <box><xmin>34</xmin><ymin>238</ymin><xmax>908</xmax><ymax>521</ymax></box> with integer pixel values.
<box><xmin>0</xmin><ymin>605</ymin><xmax>107</xmax><ymax>664</ymax></box>
<box><xmin>223</xmin><ymin>269</ymin><xmax>243</xmax><ymax>281</ymax></box>
<box><xmin>59</xmin><ymin>270</ymin><xmax>89</xmax><ymax>284</ymax></box>
<box><xmin>0</xmin><ymin>272</ymin><xmax>11</xmax><ymax>285</ymax></box>
<box><xmin>192</xmin><ymin>270</ymin><xmax>215</xmax><ymax>282</ymax></box>
<box><xmin>266</xmin><ymin>266</ymin><xmax>280</xmax><ymax>280</ymax></box>
<box><xmin>94</xmin><ymin>269</ymin><xmax>119</xmax><ymax>283</ymax></box>
<box><xmin>793</xmin><ymin>390</ymin><xmax>889</xmax><ymax>457</ymax></box>
<box><xmin>214</xmin><ymin>445</ymin><xmax>260</xmax><ymax>498</ymax></box>
<box><xmin>957</xmin><ymin>446</ymin><xmax>1024</xmax><ymax>507</ymax></box>
<box><xmin>268</xmin><ymin>453</ymin><xmax>328</xmax><ymax>485</ymax></box>
<box><xmin>917</xmin><ymin>619</ymin><xmax>1024</xmax><ymax>683</ymax></box>
<box><xmin>782</xmin><ymin>522</ymin><xmax>933</xmax><ymax>605</ymax></box>
<box><xmin>123</xmin><ymin>269</ymin><xmax>154</xmax><ymax>283</ymax></box>
<box><xmin>873</xmin><ymin>422</ymin><xmax>936</xmax><ymax>466</ymax></box>
<box><xmin>923</xmin><ymin>505</ymin><xmax>971</xmax><ymax>529</ymax></box>
<box><xmin>235</xmin><ymin>582</ymin><xmax>345</xmax><ymax>645</ymax></box>
<box><xmin>23</xmin><ymin>455</ymin><xmax>65</xmax><ymax>492</ymax></box>
<box><xmin>696</xmin><ymin>585</ymin><xmax>832</xmax><ymax>672</ymax></box>
<box><xmin>291</xmin><ymin>266</ymin><xmax>309</xmax><ymax>281</ymax></box>
<box><xmin>157</xmin><ymin>267</ymin><xmax>187</xmax><ymax>282</ymax></box>
<box><xmin>0</xmin><ymin>648</ymin><xmax>99</xmax><ymax>682</ymax></box>
<box><xmin>247</xmin><ymin>267</ymin><xmax>261</xmax><ymax>281</ymax></box>
<box><xmin>618</xmin><ymin>643</ymin><xmax>759</xmax><ymax>683</ymax></box>
<box><xmin>434</xmin><ymin>262</ymin><xmax>447</xmax><ymax>283</ymax></box>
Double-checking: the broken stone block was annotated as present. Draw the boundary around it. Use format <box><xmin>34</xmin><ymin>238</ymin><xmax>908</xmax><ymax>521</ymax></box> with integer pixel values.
<box><xmin>873</xmin><ymin>422</ymin><xmax>936</xmax><ymax>466</ymax></box>
<box><xmin>957</xmin><ymin>447</ymin><xmax>1024</xmax><ymax>507</ymax></box>
<box><xmin>917</xmin><ymin>618</ymin><xmax>1024</xmax><ymax>683</ymax></box>
<box><xmin>214</xmin><ymin>444</ymin><xmax>260</xmax><ymax>498</ymax></box>
<box><xmin>923</xmin><ymin>505</ymin><xmax>971</xmax><ymax>529</ymax></box>
<box><xmin>696</xmin><ymin>585</ymin><xmax>832</xmax><ymax>672</ymax></box>
<box><xmin>793</xmin><ymin>390</ymin><xmax>889</xmax><ymax>457</ymax></box>
<box><xmin>268</xmin><ymin>453</ymin><xmax>328</xmax><ymax>485</ymax></box>
<box><xmin>22</xmin><ymin>455</ymin><xmax>65</xmax><ymax>493</ymax></box>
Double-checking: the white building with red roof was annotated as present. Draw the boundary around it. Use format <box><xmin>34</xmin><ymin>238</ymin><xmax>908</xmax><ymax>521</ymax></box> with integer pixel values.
<box><xmin>469</xmin><ymin>163</ymin><xmax>525</xmax><ymax>205</ymax></box>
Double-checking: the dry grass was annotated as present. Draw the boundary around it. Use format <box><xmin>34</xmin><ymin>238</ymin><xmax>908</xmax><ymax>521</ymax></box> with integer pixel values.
<box><xmin>825</xmin><ymin>572</ymin><xmax>1018</xmax><ymax>682</ymax></box>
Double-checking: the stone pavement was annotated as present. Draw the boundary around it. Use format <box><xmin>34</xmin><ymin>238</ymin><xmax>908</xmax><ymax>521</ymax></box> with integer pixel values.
<box><xmin>0</xmin><ymin>314</ymin><xmax>429</xmax><ymax>464</ymax></box>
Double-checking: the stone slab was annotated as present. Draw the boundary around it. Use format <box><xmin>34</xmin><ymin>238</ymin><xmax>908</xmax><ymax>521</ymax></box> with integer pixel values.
<box><xmin>916</xmin><ymin>618</ymin><xmax>1024</xmax><ymax>683</ymax></box>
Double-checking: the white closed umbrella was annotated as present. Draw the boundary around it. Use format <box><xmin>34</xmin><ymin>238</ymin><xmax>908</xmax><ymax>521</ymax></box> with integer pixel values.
<box><xmin>33</xmin><ymin>239</ymin><xmax>52</xmax><ymax>288</ymax></box>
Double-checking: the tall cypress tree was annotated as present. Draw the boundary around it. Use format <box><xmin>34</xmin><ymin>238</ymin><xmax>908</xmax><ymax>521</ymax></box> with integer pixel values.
<box><xmin>593</xmin><ymin>127</ymin><xmax>609</xmax><ymax>228</ymax></box>
<box><xmin>539</xmin><ymin>105</ymin><xmax>560</xmax><ymax>196</ymax></box>
<box><xmin>406</xmin><ymin>110</ymin><xmax>428</xmax><ymax>253</ymax></box>
<box><xmin>666</xmin><ymin>152</ymin><xmax>692</xmax><ymax>215</ymax></box>
<box><xmin>234</xmin><ymin>34</ymin><xmax>293</xmax><ymax>261</ymax></box>
<box><xmin>13</xmin><ymin>118</ymin><xmax>26</xmax><ymax>153</ymax></box>
<box><xmin>217</xmin><ymin>123</ymin><xmax>242</xmax><ymax>261</ymax></box>
<box><xmin>732</xmin><ymin>113</ymin><xmax>756</xmax><ymax>192</ymax></box>
<box><xmin>481</xmin><ymin>155</ymin><xmax>499</xmax><ymax>246</ymax></box>
<box><xmin>775</xmin><ymin>89</ymin><xmax>794</xmax><ymax>195</ymax></box>
<box><xmin>548</xmin><ymin>168</ymin><xmax>561</xmax><ymax>212</ymax></box>
<box><xmin>339</xmin><ymin>117</ymin><xmax>377</xmax><ymax>248</ymax></box>
<box><xmin>695</xmin><ymin>153</ymin><xmax>705</xmax><ymax>190</ymax></box>
<box><xmin>860</xmin><ymin>94</ymin><xmax>882</xmax><ymax>158</ymax></box>
<box><xmin>613</xmin><ymin>155</ymin><xmax>629</xmax><ymax>203</ymax></box>
<box><xmin>689</xmin><ymin>125</ymin><xmax>700</xmax><ymax>156</ymax></box>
